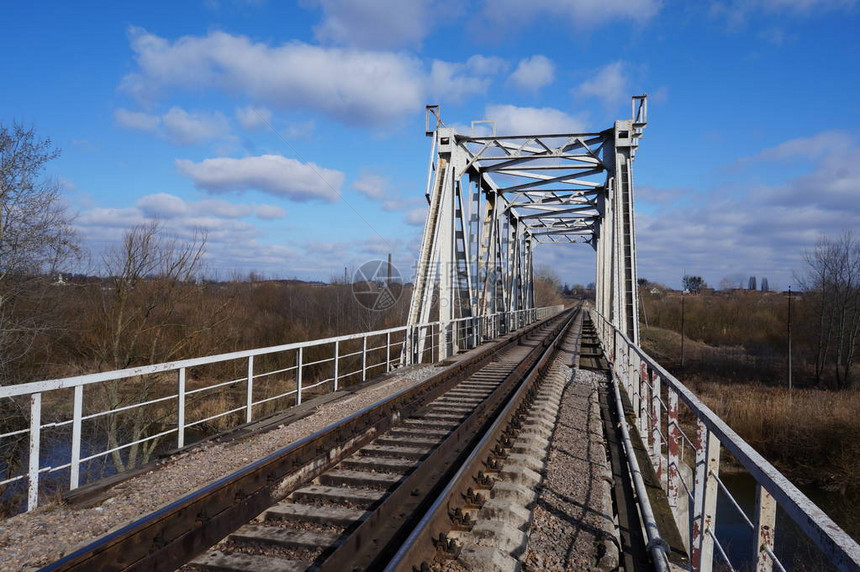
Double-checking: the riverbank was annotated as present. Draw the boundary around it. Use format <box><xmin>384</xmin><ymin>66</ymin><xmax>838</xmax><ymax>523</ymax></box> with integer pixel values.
<box><xmin>640</xmin><ymin>325</ymin><xmax>860</xmax><ymax>541</ymax></box>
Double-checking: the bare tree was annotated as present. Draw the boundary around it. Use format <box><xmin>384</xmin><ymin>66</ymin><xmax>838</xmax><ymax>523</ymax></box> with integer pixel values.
<box><xmin>84</xmin><ymin>221</ymin><xmax>233</xmax><ymax>470</ymax></box>
<box><xmin>534</xmin><ymin>266</ymin><xmax>564</xmax><ymax>307</ymax></box>
<box><xmin>800</xmin><ymin>232</ymin><xmax>860</xmax><ymax>389</ymax></box>
<box><xmin>0</xmin><ymin>123</ymin><xmax>80</xmax><ymax>385</ymax></box>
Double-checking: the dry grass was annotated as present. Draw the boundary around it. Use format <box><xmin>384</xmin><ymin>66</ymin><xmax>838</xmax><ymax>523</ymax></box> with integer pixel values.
<box><xmin>689</xmin><ymin>381</ymin><xmax>860</xmax><ymax>493</ymax></box>
<box><xmin>641</xmin><ymin>322</ymin><xmax>860</xmax><ymax>540</ymax></box>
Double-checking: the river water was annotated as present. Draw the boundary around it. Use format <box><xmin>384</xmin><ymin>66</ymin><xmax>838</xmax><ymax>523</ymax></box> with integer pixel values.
<box><xmin>714</xmin><ymin>471</ymin><xmax>856</xmax><ymax>570</ymax></box>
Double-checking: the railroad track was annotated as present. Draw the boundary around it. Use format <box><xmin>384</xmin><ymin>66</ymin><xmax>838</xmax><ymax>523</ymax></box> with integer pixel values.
<box><xmin>42</xmin><ymin>307</ymin><xmax>579</xmax><ymax>572</ymax></box>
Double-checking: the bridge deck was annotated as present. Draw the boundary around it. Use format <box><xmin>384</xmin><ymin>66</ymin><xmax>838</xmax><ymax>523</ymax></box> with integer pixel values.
<box><xmin>523</xmin><ymin>366</ymin><xmax>618</xmax><ymax>570</ymax></box>
<box><xmin>0</xmin><ymin>365</ymin><xmax>441</xmax><ymax>571</ymax></box>
<box><xmin>1</xmin><ymin>314</ymin><xmax>688</xmax><ymax>572</ymax></box>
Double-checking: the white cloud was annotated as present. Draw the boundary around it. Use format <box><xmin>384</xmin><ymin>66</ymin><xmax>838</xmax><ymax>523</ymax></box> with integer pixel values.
<box><xmin>429</xmin><ymin>55</ymin><xmax>506</xmax><ymax>101</ymax></box>
<box><xmin>484</xmin><ymin>104</ymin><xmax>589</xmax><ymax>135</ymax></box>
<box><xmin>311</xmin><ymin>0</ymin><xmax>458</xmax><ymax>49</ymax></box>
<box><xmin>710</xmin><ymin>0</ymin><xmax>855</xmax><ymax>27</ymax></box>
<box><xmin>175</xmin><ymin>154</ymin><xmax>344</xmax><ymax>202</ymax></box>
<box><xmin>115</xmin><ymin>106</ymin><xmax>229</xmax><ymax>145</ymax></box>
<box><xmin>635</xmin><ymin>131</ymin><xmax>860</xmax><ymax>289</ymax></box>
<box><xmin>161</xmin><ymin>108</ymin><xmax>230</xmax><ymax>145</ymax></box>
<box><xmin>235</xmin><ymin>105</ymin><xmax>273</xmax><ymax>130</ymax></box>
<box><xmin>508</xmin><ymin>56</ymin><xmax>556</xmax><ymax>92</ymax></box>
<box><xmin>134</xmin><ymin>192</ymin><xmax>287</xmax><ymax>220</ymax></box>
<box><xmin>195</xmin><ymin>198</ymin><xmax>253</xmax><ymax>219</ymax></box>
<box><xmin>760</xmin><ymin>0</ymin><xmax>855</xmax><ymax>10</ymax></box>
<box><xmin>354</xmin><ymin>173</ymin><xmax>388</xmax><ymax>200</ymax></box>
<box><xmin>352</xmin><ymin>172</ymin><xmax>424</xmax><ymax>215</ymax></box>
<box><xmin>750</xmin><ymin>130</ymin><xmax>853</xmax><ymax>161</ymax></box>
<box><xmin>115</xmin><ymin>109</ymin><xmax>160</xmax><ymax>132</ymax></box>
<box><xmin>121</xmin><ymin>28</ymin><xmax>427</xmax><ymax>126</ymax></box>
<box><xmin>58</xmin><ymin>177</ymin><xmax>77</xmax><ymax>191</ymax></box>
<box><xmin>466</xmin><ymin>55</ymin><xmax>510</xmax><ymax>76</ymax></box>
<box><xmin>136</xmin><ymin>193</ymin><xmax>189</xmax><ymax>218</ymax></box>
<box><xmin>77</xmin><ymin>207</ymin><xmax>146</xmax><ymax>230</ymax></box>
<box><xmin>575</xmin><ymin>61</ymin><xmax>630</xmax><ymax>108</ymax></box>
<box><xmin>120</xmin><ymin>28</ymin><xmax>499</xmax><ymax>127</ymax></box>
<box><xmin>75</xmin><ymin>196</ymin><xmax>309</xmax><ymax>279</ymax></box>
<box><xmin>284</xmin><ymin>120</ymin><xmax>316</xmax><ymax>139</ymax></box>
<box><xmin>404</xmin><ymin>207</ymin><xmax>427</xmax><ymax>226</ymax></box>
<box><xmin>478</xmin><ymin>0</ymin><xmax>661</xmax><ymax>32</ymax></box>
<box><xmin>255</xmin><ymin>204</ymin><xmax>287</xmax><ymax>219</ymax></box>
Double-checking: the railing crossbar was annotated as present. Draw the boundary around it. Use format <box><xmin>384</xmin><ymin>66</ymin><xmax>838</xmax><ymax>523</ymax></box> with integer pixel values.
<box><xmin>713</xmin><ymin>472</ymin><xmax>755</xmax><ymax>530</ymax></box>
<box><xmin>708</xmin><ymin>529</ymin><xmax>737</xmax><ymax>572</ymax></box>
<box><xmin>592</xmin><ymin>309</ymin><xmax>860</xmax><ymax>572</ymax></box>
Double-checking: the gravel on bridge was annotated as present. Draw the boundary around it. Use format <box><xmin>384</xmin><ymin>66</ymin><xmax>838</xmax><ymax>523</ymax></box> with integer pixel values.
<box><xmin>0</xmin><ymin>365</ymin><xmax>439</xmax><ymax>572</ymax></box>
<box><xmin>522</xmin><ymin>367</ymin><xmax>618</xmax><ymax>572</ymax></box>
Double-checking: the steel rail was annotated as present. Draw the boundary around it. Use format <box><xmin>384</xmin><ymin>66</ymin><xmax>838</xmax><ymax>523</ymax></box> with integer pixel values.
<box><xmin>316</xmin><ymin>308</ymin><xmax>577</xmax><ymax>572</ymax></box>
<box><xmin>384</xmin><ymin>308</ymin><xmax>579</xmax><ymax>571</ymax></box>
<box><xmin>39</xmin><ymin>310</ymin><xmax>571</xmax><ymax>572</ymax></box>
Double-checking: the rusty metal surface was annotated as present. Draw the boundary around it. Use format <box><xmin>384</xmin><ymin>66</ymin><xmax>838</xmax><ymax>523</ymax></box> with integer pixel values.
<box><xmin>595</xmin><ymin>310</ymin><xmax>860</xmax><ymax>572</ymax></box>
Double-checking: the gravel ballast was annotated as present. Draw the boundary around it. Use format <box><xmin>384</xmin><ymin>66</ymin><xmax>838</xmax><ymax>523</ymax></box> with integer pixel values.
<box><xmin>0</xmin><ymin>365</ymin><xmax>438</xmax><ymax>572</ymax></box>
<box><xmin>522</xmin><ymin>368</ymin><xmax>619</xmax><ymax>572</ymax></box>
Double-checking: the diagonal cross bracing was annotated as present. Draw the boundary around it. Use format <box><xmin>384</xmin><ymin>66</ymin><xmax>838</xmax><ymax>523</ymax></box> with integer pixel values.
<box><xmin>404</xmin><ymin>97</ymin><xmax>647</xmax><ymax>362</ymax></box>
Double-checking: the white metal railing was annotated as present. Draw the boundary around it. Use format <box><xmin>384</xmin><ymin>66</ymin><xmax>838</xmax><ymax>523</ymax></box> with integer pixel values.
<box><xmin>592</xmin><ymin>310</ymin><xmax>860</xmax><ymax>572</ymax></box>
<box><xmin>0</xmin><ymin>305</ymin><xmax>563</xmax><ymax>513</ymax></box>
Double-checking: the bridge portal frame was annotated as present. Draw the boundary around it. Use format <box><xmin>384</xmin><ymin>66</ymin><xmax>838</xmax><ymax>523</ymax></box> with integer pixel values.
<box><xmin>406</xmin><ymin>97</ymin><xmax>647</xmax><ymax>363</ymax></box>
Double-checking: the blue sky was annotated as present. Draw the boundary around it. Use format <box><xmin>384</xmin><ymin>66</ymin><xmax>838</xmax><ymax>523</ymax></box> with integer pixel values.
<box><xmin>2</xmin><ymin>0</ymin><xmax>858</xmax><ymax>290</ymax></box>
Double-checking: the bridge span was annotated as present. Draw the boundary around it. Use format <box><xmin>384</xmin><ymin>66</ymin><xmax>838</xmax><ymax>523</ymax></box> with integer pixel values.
<box><xmin>1</xmin><ymin>100</ymin><xmax>859</xmax><ymax>571</ymax></box>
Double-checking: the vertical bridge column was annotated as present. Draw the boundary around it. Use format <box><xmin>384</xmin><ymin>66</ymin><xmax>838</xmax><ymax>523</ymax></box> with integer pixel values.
<box><xmin>406</xmin><ymin>99</ymin><xmax>646</xmax><ymax>363</ymax></box>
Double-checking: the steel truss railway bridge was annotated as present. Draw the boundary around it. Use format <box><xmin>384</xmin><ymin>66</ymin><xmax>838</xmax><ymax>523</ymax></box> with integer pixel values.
<box><xmin>2</xmin><ymin>97</ymin><xmax>859</xmax><ymax>572</ymax></box>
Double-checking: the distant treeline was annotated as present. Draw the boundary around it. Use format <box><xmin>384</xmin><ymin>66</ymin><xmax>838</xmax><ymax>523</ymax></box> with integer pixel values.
<box><xmin>640</xmin><ymin>231</ymin><xmax>860</xmax><ymax>391</ymax></box>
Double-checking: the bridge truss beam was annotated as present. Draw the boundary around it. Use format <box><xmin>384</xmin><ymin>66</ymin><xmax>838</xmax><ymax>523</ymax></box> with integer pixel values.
<box><xmin>406</xmin><ymin>97</ymin><xmax>647</xmax><ymax>362</ymax></box>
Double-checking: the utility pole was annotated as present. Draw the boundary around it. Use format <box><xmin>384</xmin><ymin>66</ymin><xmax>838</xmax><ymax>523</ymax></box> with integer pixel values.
<box><xmin>387</xmin><ymin>253</ymin><xmax>392</xmax><ymax>287</ymax></box>
<box><xmin>788</xmin><ymin>286</ymin><xmax>793</xmax><ymax>391</ymax></box>
<box><xmin>681</xmin><ymin>291</ymin><xmax>686</xmax><ymax>369</ymax></box>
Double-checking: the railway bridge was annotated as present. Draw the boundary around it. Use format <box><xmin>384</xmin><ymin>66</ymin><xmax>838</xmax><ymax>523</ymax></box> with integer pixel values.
<box><xmin>1</xmin><ymin>98</ymin><xmax>859</xmax><ymax>572</ymax></box>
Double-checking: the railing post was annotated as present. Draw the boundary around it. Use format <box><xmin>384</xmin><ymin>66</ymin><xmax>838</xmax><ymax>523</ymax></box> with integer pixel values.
<box><xmin>333</xmin><ymin>340</ymin><xmax>340</xmax><ymax>391</ymax></box>
<box><xmin>177</xmin><ymin>367</ymin><xmax>186</xmax><ymax>448</ymax></box>
<box><xmin>28</xmin><ymin>393</ymin><xmax>41</xmax><ymax>511</ymax></box>
<box><xmin>246</xmin><ymin>355</ymin><xmax>254</xmax><ymax>423</ymax></box>
<box><xmin>667</xmin><ymin>387</ymin><xmax>680</xmax><ymax>509</ymax></box>
<box><xmin>362</xmin><ymin>336</ymin><xmax>367</xmax><ymax>381</ymax></box>
<box><xmin>629</xmin><ymin>349</ymin><xmax>639</xmax><ymax>419</ymax></box>
<box><xmin>70</xmin><ymin>385</ymin><xmax>83</xmax><ymax>490</ymax></box>
<box><xmin>386</xmin><ymin>332</ymin><xmax>391</xmax><ymax>373</ymax></box>
<box><xmin>692</xmin><ymin>419</ymin><xmax>720</xmax><ymax>572</ymax></box>
<box><xmin>639</xmin><ymin>360</ymin><xmax>649</xmax><ymax>444</ymax></box>
<box><xmin>651</xmin><ymin>370</ymin><xmax>663</xmax><ymax>482</ymax></box>
<box><xmin>755</xmin><ymin>484</ymin><xmax>777</xmax><ymax>572</ymax></box>
<box><xmin>296</xmin><ymin>347</ymin><xmax>303</xmax><ymax>405</ymax></box>
<box><xmin>612</xmin><ymin>328</ymin><xmax>619</xmax><ymax>366</ymax></box>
